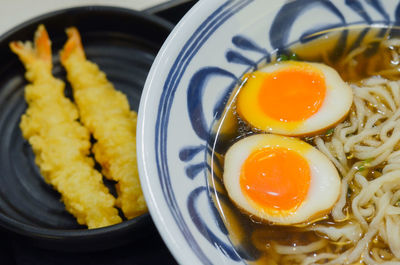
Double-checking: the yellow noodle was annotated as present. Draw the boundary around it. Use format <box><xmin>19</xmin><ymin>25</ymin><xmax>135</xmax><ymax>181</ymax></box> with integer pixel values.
<box><xmin>262</xmin><ymin>37</ymin><xmax>400</xmax><ymax>264</ymax></box>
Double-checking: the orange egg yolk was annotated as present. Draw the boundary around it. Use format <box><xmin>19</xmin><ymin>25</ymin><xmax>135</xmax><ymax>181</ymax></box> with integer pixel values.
<box><xmin>257</xmin><ymin>67</ymin><xmax>326</xmax><ymax>122</ymax></box>
<box><xmin>240</xmin><ymin>147</ymin><xmax>311</xmax><ymax>212</ymax></box>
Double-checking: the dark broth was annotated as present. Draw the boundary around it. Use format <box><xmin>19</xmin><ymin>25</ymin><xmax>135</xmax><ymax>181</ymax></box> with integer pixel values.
<box><xmin>208</xmin><ymin>25</ymin><xmax>400</xmax><ymax>264</ymax></box>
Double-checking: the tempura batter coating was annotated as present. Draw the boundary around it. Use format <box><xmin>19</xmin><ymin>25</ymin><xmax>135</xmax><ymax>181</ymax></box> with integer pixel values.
<box><xmin>60</xmin><ymin>27</ymin><xmax>147</xmax><ymax>219</ymax></box>
<box><xmin>10</xmin><ymin>25</ymin><xmax>122</xmax><ymax>228</ymax></box>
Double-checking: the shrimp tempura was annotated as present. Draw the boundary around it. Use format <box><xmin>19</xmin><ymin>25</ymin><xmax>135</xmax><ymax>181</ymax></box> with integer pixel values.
<box><xmin>10</xmin><ymin>25</ymin><xmax>122</xmax><ymax>228</ymax></box>
<box><xmin>60</xmin><ymin>27</ymin><xmax>147</xmax><ymax>219</ymax></box>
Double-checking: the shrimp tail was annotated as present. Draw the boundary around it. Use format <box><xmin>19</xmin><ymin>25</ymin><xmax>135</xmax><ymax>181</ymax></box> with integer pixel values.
<box><xmin>9</xmin><ymin>24</ymin><xmax>52</xmax><ymax>70</ymax></box>
<box><xmin>60</xmin><ymin>27</ymin><xmax>85</xmax><ymax>64</ymax></box>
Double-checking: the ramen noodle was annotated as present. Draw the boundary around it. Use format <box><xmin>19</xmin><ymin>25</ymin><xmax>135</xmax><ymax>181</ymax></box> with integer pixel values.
<box><xmin>212</xmin><ymin>27</ymin><xmax>400</xmax><ymax>264</ymax></box>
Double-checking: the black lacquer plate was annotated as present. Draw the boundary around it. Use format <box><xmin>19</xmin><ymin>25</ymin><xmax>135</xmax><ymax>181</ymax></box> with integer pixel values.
<box><xmin>0</xmin><ymin>6</ymin><xmax>173</xmax><ymax>251</ymax></box>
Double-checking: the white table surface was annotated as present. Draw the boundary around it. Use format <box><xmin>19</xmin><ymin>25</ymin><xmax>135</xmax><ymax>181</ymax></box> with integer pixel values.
<box><xmin>0</xmin><ymin>0</ymin><xmax>170</xmax><ymax>35</ymax></box>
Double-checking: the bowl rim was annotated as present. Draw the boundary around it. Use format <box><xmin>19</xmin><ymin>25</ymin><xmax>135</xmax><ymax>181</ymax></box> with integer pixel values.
<box><xmin>0</xmin><ymin>5</ymin><xmax>173</xmax><ymax>243</ymax></box>
<box><xmin>138</xmin><ymin>0</ymin><xmax>233</xmax><ymax>264</ymax></box>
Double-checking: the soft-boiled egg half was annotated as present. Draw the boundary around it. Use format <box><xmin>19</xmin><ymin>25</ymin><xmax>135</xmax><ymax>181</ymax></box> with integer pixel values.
<box><xmin>223</xmin><ymin>134</ymin><xmax>341</xmax><ymax>225</ymax></box>
<box><xmin>236</xmin><ymin>61</ymin><xmax>353</xmax><ymax>136</ymax></box>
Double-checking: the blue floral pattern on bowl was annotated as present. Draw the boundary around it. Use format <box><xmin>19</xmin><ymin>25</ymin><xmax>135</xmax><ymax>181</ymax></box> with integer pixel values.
<box><xmin>138</xmin><ymin>0</ymin><xmax>400</xmax><ymax>264</ymax></box>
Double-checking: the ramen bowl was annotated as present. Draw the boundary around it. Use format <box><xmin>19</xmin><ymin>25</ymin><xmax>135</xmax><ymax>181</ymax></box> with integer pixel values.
<box><xmin>138</xmin><ymin>0</ymin><xmax>400</xmax><ymax>264</ymax></box>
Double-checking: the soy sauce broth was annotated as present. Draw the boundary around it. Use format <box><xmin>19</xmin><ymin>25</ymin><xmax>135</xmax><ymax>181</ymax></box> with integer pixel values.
<box><xmin>207</xmin><ymin>25</ymin><xmax>400</xmax><ymax>264</ymax></box>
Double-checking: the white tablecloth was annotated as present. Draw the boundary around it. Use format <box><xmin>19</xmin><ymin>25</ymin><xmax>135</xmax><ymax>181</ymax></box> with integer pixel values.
<box><xmin>0</xmin><ymin>0</ymin><xmax>170</xmax><ymax>35</ymax></box>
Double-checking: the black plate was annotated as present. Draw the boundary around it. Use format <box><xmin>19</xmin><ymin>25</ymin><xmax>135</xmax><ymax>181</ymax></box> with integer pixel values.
<box><xmin>0</xmin><ymin>6</ymin><xmax>173</xmax><ymax>251</ymax></box>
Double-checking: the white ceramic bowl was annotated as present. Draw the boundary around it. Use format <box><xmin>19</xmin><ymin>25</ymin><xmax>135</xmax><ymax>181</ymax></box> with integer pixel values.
<box><xmin>138</xmin><ymin>0</ymin><xmax>399</xmax><ymax>264</ymax></box>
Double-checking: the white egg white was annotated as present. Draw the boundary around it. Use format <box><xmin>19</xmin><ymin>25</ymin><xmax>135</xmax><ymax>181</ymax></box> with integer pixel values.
<box><xmin>237</xmin><ymin>61</ymin><xmax>353</xmax><ymax>136</ymax></box>
<box><xmin>223</xmin><ymin>134</ymin><xmax>341</xmax><ymax>225</ymax></box>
